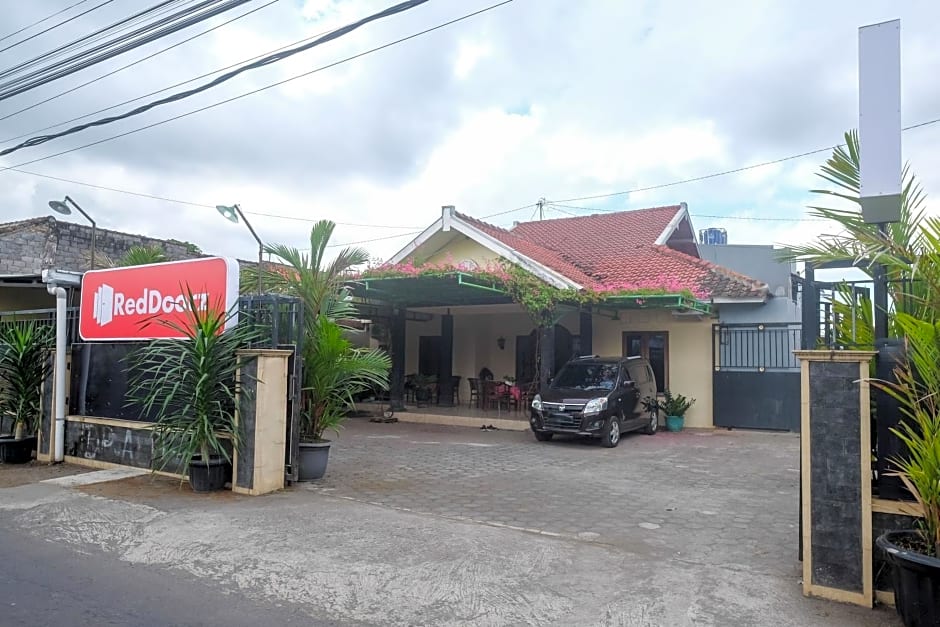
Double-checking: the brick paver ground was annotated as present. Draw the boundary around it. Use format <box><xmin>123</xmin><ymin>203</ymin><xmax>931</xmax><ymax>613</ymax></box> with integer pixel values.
<box><xmin>315</xmin><ymin>419</ymin><xmax>803</xmax><ymax>581</ymax></box>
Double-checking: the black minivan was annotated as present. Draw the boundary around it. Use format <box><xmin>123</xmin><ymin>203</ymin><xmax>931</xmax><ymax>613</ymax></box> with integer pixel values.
<box><xmin>529</xmin><ymin>356</ymin><xmax>659</xmax><ymax>447</ymax></box>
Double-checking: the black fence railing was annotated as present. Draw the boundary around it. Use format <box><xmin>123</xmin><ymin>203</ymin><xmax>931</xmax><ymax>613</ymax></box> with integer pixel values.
<box><xmin>0</xmin><ymin>306</ymin><xmax>80</xmax><ymax>344</ymax></box>
<box><xmin>713</xmin><ymin>322</ymin><xmax>802</xmax><ymax>371</ymax></box>
<box><xmin>237</xmin><ymin>294</ymin><xmax>304</xmax><ymax>353</ymax></box>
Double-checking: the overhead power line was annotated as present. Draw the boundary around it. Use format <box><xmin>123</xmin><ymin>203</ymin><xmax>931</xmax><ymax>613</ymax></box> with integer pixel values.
<box><xmin>0</xmin><ymin>0</ymin><xmax>512</xmax><ymax>164</ymax></box>
<box><xmin>0</xmin><ymin>0</ymin><xmax>440</xmax><ymax>154</ymax></box>
<box><xmin>0</xmin><ymin>0</ymin><xmax>281</xmax><ymax>124</ymax></box>
<box><xmin>0</xmin><ymin>0</ymin><xmax>94</xmax><ymax>44</ymax></box>
<box><xmin>547</xmin><ymin>117</ymin><xmax>940</xmax><ymax>206</ymax></box>
<box><xmin>5</xmin><ymin>164</ymin><xmax>424</xmax><ymax>229</ymax></box>
<box><xmin>0</xmin><ymin>0</ymin><xmax>117</xmax><ymax>55</ymax></box>
<box><xmin>0</xmin><ymin>22</ymin><xmax>336</xmax><ymax>143</ymax></box>
<box><xmin>548</xmin><ymin>203</ymin><xmax>829</xmax><ymax>223</ymax></box>
<box><xmin>0</xmin><ymin>0</ymin><xmax>252</xmax><ymax>102</ymax></box>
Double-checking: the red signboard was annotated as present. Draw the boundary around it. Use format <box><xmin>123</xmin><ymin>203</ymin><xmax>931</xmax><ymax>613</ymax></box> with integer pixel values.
<box><xmin>79</xmin><ymin>257</ymin><xmax>240</xmax><ymax>341</ymax></box>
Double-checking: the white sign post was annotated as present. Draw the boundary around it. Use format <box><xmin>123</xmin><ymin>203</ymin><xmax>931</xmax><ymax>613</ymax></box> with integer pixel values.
<box><xmin>858</xmin><ymin>19</ymin><xmax>901</xmax><ymax>224</ymax></box>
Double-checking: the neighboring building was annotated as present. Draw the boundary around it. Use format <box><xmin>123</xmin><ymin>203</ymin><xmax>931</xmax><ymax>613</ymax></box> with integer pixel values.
<box><xmin>349</xmin><ymin>204</ymin><xmax>777</xmax><ymax>429</ymax></box>
<box><xmin>698</xmin><ymin>241</ymin><xmax>800</xmax><ymax>324</ymax></box>
<box><xmin>698</xmin><ymin>239</ymin><xmax>802</xmax><ymax>432</ymax></box>
<box><xmin>0</xmin><ymin>216</ymin><xmax>202</xmax><ymax>311</ymax></box>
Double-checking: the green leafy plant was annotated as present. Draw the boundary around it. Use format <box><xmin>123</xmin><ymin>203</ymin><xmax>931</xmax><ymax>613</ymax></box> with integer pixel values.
<box><xmin>126</xmin><ymin>292</ymin><xmax>261</xmax><ymax>473</ymax></box>
<box><xmin>0</xmin><ymin>320</ymin><xmax>53</xmax><ymax>438</ymax></box>
<box><xmin>872</xmin><ymin>313</ymin><xmax>940</xmax><ymax>557</ymax></box>
<box><xmin>303</xmin><ymin>317</ymin><xmax>390</xmax><ymax>441</ymax></box>
<box><xmin>258</xmin><ymin>221</ymin><xmax>391</xmax><ymax>440</ymax></box>
<box><xmin>115</xmin><ymin>244</ymin><xmax>168</xmax><ymax>267</ymax></box>
<box><xmin>654</xmin><ymin>389</ymin><xmax>696</xmax><ymax>417</ymax></box>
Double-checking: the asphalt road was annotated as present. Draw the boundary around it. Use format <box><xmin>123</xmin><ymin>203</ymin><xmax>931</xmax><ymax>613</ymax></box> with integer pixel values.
<box><xmin>0</xmin><ymin>527</ymin><xmax>334</xmax><ymax>627</ymax></box>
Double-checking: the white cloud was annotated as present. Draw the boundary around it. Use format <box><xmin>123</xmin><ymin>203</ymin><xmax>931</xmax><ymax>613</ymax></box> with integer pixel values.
<box><xmin>2</xmin><ymin>0</ymin><xmax>940</xmax><ymax>269</ymax></box>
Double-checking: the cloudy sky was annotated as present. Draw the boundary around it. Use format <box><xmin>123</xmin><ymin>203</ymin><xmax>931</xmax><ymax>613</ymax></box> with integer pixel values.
<box><xmin>1</xmin><ymin>0</ymin><xmax>939</xmax><ymax>270</ymax></box>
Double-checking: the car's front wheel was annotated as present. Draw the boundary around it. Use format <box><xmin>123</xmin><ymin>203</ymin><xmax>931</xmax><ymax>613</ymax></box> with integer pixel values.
<box><xmin>533</xmin><ymin>430</ymin><xmax>554</xmax><ymax>442</ymax></box>
<box><xmin>600</xmin><ymin>415</ymin><xmax>620</xmax><ymax>448</ymax></box>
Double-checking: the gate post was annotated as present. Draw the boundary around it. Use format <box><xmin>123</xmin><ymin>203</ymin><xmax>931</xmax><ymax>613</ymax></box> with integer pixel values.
<box><xmin>232</xmin><ymin>349</ymin><xmax>292</xmax><ymax>496</ymax></box>
<box><xmin>795</xmin><ymin>350</ymin><xmax>877</xmax><ymax>607</ymax></box>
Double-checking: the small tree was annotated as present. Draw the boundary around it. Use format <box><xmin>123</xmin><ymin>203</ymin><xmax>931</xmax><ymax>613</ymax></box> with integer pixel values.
<box><xmin>0</xmin><ymin>321</ymin><xmax>53</xmax><ymax>438</ymax></box>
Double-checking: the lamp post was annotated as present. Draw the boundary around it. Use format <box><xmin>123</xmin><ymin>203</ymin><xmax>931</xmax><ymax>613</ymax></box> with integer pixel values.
<box><xmin>49</xmin><ymin>196</ymin><xmax>96</xmax><ymax>270</ymax></box>
<box><xmin>217</xmin><ymin>204</ymin><xmax>263</xmax><ymax>295</ymax></box>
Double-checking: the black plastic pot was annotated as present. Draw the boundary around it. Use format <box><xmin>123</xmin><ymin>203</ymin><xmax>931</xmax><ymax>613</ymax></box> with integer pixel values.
<box><xmin>188</xmin><ymin>456</ymin><xmax>230</xmax><ymax>492</ymax></box>
<box><xmin>0</xmin><ymin>436</ymin><xmax>36</xmax><ymax>464</ymax></box>
<box><xmin>297</xmin><ymin>440</ymin><xmax>331</xmax><ymax>481</ymax></box>
<box><xmin>877</xmin><ymin>531</ymin><xmax>940</xmax><ymax>627</ymax></box>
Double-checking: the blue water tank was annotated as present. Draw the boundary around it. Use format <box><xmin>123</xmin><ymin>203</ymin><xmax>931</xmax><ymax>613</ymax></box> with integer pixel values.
<box><xmin>699</xmin><ymin>228</ymin><xmax>727</xmax><ymax>245</ymax></box>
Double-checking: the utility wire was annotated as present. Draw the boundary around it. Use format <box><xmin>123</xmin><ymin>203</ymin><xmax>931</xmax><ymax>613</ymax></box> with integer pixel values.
<box><xmin>0</xmin><ymin>0</ymin><xmax>117</xmax><ymax>55</ymax></box>
<box><xmin>549</xmin><ymin>117</ymin><xmax>940</xmax><ymax>205</ymax></box>
<box><xmin>326</xmin><ymin>231</ymin><xmax>422</xmax><ymax>248</ymax></box>
<box><xmin>0</xmin><ymin>0</ymin><xmax>191</xmax><ymax>83</ymax></box>
<box><xmin>0</xmin><ymin>0</ymin><xmax>249</xmax><ymax>101</ymax></box>
<box><xmin>0</xmin><ymin>24</ymin><xmax>334</xmax><ymax>143</ymax></box>
<box><xmin>548</xmin><ymin>202</ymin><xmax>829</xmax><ymax>222</ymax></box>
<box><xmin>0</xmin><ymin>0</ymin><xmax>280</xmax><ymax>124</ymax></box>
<box><xmin>5</xmin><ymin>164</ymin><xmax>423</xmax><ymax>229</ymax></box>
<box><xmin>480</xmin><ymin>203</ymin><xmax>537</xmax><ymax>219</ymax></box>
<box><xmin>0</xmin><ymin>0</ymin><xmax>93</xmax><ymax>44</ymax></box>
<box><xmin>0</xmin><ymin>0</ymin><xmax>437</xmax><ymax>153</ymax></box>
<box><xmin>0</xmin><ymin>24</ymin><xmax>336</xmax><ymax>143</ymax></box>
<box><xmin>0</xmin><ymin>0</ymin><xmax>512</xmax><ymax>164</ymax></box>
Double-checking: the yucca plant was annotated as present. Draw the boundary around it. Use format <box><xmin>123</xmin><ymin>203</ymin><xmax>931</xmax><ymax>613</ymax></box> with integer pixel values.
<box><xmin>874</xmin><ymin>312</ymin><xmax>940</xmax><ymax>557</ymax></box>
<box><xmin>126</xmin><ymin>292</ymin><xmax>261</xmax><ymax>476</ymax></box>
<box><xmin>656</xmin><ymin>389</ymin><xmax>696</xmax><ymax>417</ymax></box>
<box><xmin>0</xmin><ymin>320</ymin><xmax>53</xmax><ymax>438</ymax></box>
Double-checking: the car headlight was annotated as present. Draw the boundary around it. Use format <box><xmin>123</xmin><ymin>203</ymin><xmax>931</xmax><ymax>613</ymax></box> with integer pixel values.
<box><xmin>531</xmin><ymin>394</ymin><xmax>543</xmax><ymax>411</ymax></box>
<box><xmin>582</xmin><ymin>397</ymin><xmax>608</xmax><ymax>416</ymax></box>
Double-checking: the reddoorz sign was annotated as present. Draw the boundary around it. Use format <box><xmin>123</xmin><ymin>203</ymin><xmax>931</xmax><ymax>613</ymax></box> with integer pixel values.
<box><xmin>79</xmin><ymin>257</ymin><xmax>240</xmax><ymax>341</ymax></box>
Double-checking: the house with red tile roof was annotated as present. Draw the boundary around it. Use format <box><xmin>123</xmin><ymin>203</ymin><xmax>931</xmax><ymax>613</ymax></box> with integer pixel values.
<box><xmin>349</xmin><ymin>204</ymin><xmax>785</xmax><ymax>430</ymax></box>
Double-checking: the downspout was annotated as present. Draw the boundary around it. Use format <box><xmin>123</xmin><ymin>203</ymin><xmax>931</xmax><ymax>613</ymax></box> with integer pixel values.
<box><xmin>46</xmin><ymin>282</ymin><xmax>67</xmax><ymax>462</ymax></box>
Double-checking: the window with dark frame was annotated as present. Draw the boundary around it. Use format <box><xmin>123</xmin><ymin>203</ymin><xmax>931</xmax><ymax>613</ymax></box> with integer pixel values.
<box><xmin>622</xmin><ymin>331</ymin><xmax>668</xmax><ymax>393</ymax></box>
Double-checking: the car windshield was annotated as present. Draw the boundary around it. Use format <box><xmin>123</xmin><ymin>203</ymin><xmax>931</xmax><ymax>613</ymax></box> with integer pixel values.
<box><xmin>552</xmin><ymin>363</ymin><xmax>619</xmax><ymax>391</ymax></box>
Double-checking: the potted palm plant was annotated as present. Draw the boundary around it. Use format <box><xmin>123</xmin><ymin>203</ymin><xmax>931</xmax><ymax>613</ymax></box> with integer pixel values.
<box><xmin>257</xmin><ymin>220</ymin><xmax>391</xmax><ymax>481</ymax></box>
<box><xmin>127</xmin><ymin>293</ymin><xmax>260</xmax><ymax>491</ymax></box>
<box><xmin>0</xmin><ymin>321</ymin><xmax>52</xmax><ymax>464</ymax></box>
<box><xmin>874</xmin><ymin>313</ymin><xmax>940</xmax><ymax>627</ymax></box>
<box><xmin>654</xmin><ymin>390</ymin><xmax>695</xmax><ymax>432</ymax></box>
<box><xmin>298</xmin><ymin>317</ymin><xmax>390</xmax><ymax>480</ymax></box>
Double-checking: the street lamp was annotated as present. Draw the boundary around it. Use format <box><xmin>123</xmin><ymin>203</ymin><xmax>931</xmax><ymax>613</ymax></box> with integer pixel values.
<box><xmin>216</xmin><ymin>203</ymin><xmax>263</xmax><ymax>295</ymax></box>
<box><xmin>49</xmin><ymin>195</ymin><xmax>96</xmax><ymax>270</ymax></box>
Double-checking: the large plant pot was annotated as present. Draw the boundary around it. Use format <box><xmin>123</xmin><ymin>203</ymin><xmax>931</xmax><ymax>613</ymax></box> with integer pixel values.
<box><xmin>415</xmin><ymin>388</ymin><xmax>432</xmax><ymax>408</ymax></box>
<box><xmin>877</xmin><ymin>531</ymin><xmax>940</xmax><ymax>627</ymax></box>
<box><xmin>665</xmin><ymin>415</ymin><xmax>685</xmax><ymax>432</ymax></box>
<box><xmin>0</xmin><ymin>435</ymin><xmax>36</xmax><ymax>464</ymax></box>
<box><xmin>188</xmin><ymin>456</ymin><xmax>231</xmax><ymax>492</ymax></box>
<box><xmin>298</xmin><ymin>440</ymin><xmax>331</xmax><ymax>481</ymax></box>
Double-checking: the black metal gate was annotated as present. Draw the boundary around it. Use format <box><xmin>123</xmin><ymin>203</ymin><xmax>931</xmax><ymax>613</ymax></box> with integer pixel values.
<box><xmin>238</xmin><ymin>295</ymin><xmax>304</xmax><ymax>484</ymax></box>
<box><xmin>712</xmin><ymin>322</ymin><xmax>801</xmax><ymax>431</ymax></box>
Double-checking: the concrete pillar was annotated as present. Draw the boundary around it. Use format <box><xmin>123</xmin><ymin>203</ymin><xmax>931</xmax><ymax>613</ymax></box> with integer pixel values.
<box><xmin>539</xmin><ymin>323</ymin><xmax>555</xmax><ymax>392</ymax></box>
<box><xmin>437</xmin><ymin>313</ymin><xmax>455</xmax><ymax>406</ymax></box>
<box><xmin>579</xmin><ymin>310</ymin><xmax>593</xmax><ymax>356</ymax></box>
<box><xmin>232</xmin><ymin>349</ymin><xmax>292</xmax><ymax>496</ymax></box>
<box><xmin>795</xmin><ymin>350</ymin><xmax>877</xmax><ymax>607</ymax></box>
<box><xmin>800</xmin><ymin>263</ymin><xmax>818</xmax><ymax>350</ymax></box>
<box><xmin>389</xmin><ymin>307</ymin><xmax>407</xmax><ymax>411</ymax></box>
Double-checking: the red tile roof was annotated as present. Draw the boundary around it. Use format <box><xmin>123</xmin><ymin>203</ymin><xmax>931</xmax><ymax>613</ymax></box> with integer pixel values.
<box><xmin>456</xmin><ymin>206</ymin><xmax>767</xmax><ymax>300</ymax></box>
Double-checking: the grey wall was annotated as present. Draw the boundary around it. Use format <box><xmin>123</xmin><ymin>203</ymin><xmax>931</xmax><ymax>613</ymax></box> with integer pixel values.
<box><xmin>717</xmin><ymin>298</ymin><xmax>800</xmax><ymax>324</ymax></box>
<box><xmin>699</xmin><ymin>244</ymin><xmax>795</xmax><ymax>298</ymax></box>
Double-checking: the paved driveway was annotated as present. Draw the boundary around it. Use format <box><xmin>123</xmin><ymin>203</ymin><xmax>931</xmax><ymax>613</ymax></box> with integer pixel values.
<box><xmin>307</xmin><ymin>418</ymin><xmax>898</xmax><ymax>626</ymax></box>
